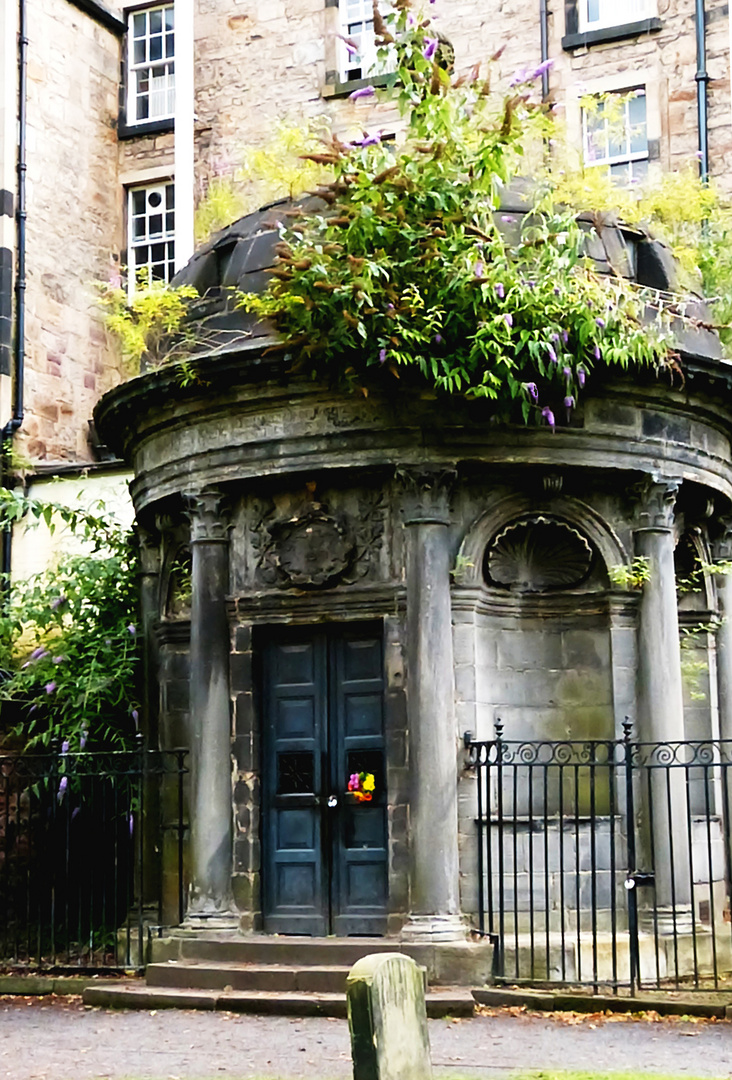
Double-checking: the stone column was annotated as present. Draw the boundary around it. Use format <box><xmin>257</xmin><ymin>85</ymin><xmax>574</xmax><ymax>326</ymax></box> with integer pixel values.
<box><xmin>633</xmin><ymin>477</ymin><xmax>692</xmax><ymax>931</ymax></box>
<box><xmin>135</xmin><ymin>523</ymin><xmax>162</xmax><ymax>910</ymax></box>
<box><xmin>713</xmin><ymin>520</ymin><xmax>732</xmax><ymax>745</ymax></box>
<box><xmin>184</xmin><ymin>488</ymin><xmax>237</xmax><ymax>926</ymax></box>
<box><xmin>400</xmin><ymin>468</ymin><xmax>464</xmax><ymax>942</ymax></box>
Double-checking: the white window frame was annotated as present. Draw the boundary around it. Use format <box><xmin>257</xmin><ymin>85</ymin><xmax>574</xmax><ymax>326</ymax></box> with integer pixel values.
<box><xmin>338</xmin><ymin>0</ymin><xmax>394</xmax><ymax>83</ymax></box>
<box><xmin>126</xmin><ymin>3</ymin><xmax>175</xmax><ymax>126</ymax></box>
<box><xmin>582</xmin><ymin>88</ymin><xmax>649</xmax><ymax>185</ymax></box>
<box><xmin>578</xmin><ymin>0</ymin><xmax>656</xmax><ymax>33</ymax></box>
<box><xmin>127</xmin><ymin>181</ymin><xmax>176</xmax><ymax>295</ymax></box>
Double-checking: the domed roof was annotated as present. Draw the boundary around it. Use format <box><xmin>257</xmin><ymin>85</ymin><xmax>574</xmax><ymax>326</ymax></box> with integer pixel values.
<box><xmin>171</xmin><ymin>187</ymin><xmax>723</xmax><ymax>363</ymax></box>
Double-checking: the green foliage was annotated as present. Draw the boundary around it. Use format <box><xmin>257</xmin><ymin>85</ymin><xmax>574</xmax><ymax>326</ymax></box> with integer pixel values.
<box><xmin>0</xmin><ymin>491</ymin><xmax>139</xmax><ymax>752</ymax></box>
<box><xmin>97</xmin><ymin>276</ymin><xmax>199</xmax><ymax>374</ymax></box>
<box><xmin>194</xmin><ymin>119</ymin><xmax>335</xmax><ymax>244</ymax></box>
<box><xmin>607</xmin><ymin>556</ymin><xmax>651</xmax><ymax>590</ymax></box>
<box><xmin>239</xmin><ymin>2</ymin><xmax>672</xmax><ymax>423</ymax></box>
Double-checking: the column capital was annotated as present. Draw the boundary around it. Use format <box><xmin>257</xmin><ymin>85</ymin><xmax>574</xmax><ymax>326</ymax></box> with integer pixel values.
<box><xmin>399</xmin><ymin>467</ymin><xmax>457</xmax><ymax>526</ymax></box>
<box><xmin>134</xmin><ymin>522</ymin><xmax>161</xmax><ymax>576</ymax></box>
<box><xmin>711</xmin><ymin>516</ymin><xmax>732</xmax><ymax>563</ymax></box>
<box><xmin>632</xmin><ymin>477</ymin><xmax>680</xmax><ymax>532</ymax></box>
<box><xmin>184</xmin><ymin>488</ymin><xmax>230</xmax><ymax>544</ymax></box>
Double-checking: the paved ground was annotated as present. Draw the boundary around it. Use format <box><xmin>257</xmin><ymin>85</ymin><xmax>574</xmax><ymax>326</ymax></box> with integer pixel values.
<box><xmin>1</xmin><ymin>998</ymin><xmax>732</xmax><ymax>1080</ymax></box>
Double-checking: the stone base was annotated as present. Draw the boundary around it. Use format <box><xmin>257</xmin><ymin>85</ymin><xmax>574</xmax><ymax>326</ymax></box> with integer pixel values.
<box><xmin>399</xmin><ymin>914</ymin><xmax>468</xmax><ymax>944</ymax></box>
<box><xmin>640</xmin><ymin>904</ymin><xmax>694</xmax><ymax>936</ymax></box>
<box><xmin>181</xmin><ymin>904</ymin><xmax>241</xmax><ymax>932</ymax></box>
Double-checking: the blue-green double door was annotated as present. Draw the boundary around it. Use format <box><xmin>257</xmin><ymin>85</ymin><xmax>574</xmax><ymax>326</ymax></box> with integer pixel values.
<box><xmin>261</xmin><ymin>623</ymin><xmax>388</xmax><ymax>936</ymax></box>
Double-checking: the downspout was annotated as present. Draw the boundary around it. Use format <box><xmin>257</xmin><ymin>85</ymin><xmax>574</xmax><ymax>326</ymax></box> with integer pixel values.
<box><xmin>1</xmin><ymin>0</ymin><xmax>27</xmax><ymax>581</ymax></box>
<box><xmin>539</xmin><ymin>0</ymin><xmax>550</xmax><ymax>101</ymax></box>
<box><xmin>695</xmin><ymin>0</ymin><xmax>710</xmax><ymax>182</ymax></box>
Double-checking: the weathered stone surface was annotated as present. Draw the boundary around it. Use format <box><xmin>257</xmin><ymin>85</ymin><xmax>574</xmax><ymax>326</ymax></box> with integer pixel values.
<box><xmin>347</xmin><ymin>954</ymin><xmax>432</xmax><ymax>1080</ymax></box>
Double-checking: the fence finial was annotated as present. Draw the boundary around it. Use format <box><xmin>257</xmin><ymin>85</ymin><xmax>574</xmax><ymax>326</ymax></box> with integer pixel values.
<box><xmin>622</xmin><ymin>716</ymin><xmax>633</xmax><ymax>741</ymax></box>
<box><xmin>494</xmin><ymin>718</ymin><xmax>504</xmax><ymax>740</ymax></box>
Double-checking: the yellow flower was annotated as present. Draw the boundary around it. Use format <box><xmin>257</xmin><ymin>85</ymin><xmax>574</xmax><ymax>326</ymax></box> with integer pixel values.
<box><xmin>362</xmin><ymin>773</ymin><xmax>375</xmax><ymax>792</ymax></box>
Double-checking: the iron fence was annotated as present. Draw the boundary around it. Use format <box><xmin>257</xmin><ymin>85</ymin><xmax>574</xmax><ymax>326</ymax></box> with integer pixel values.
<box><xmin>0</xmin><ymin>746</ymin><xmax>188</xmax><ymax>973</ymax></box>
<box><xmin>469</xmin><ymin>721</ymin><xmax>732</xmax><ymax>993</ymax></box>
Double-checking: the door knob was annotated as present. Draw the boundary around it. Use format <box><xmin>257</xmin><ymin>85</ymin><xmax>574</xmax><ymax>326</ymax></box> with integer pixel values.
<box><xmin>327</xmin><ymin>795</ymin><xmax>338</xmax><ymax>808</ymax></box>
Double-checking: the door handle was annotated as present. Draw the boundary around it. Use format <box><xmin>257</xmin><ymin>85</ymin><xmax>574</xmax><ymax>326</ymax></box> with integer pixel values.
<box><xmin>327</xmin><ymin>795</ymin><xmax>338</xmax><ymax>809</ymax></box>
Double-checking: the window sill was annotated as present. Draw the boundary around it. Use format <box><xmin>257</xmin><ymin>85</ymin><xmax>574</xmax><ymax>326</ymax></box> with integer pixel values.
<box><xmin>321</xmin><ymin>72</ymin><xmax>397</xmax><ymax>100</ymax></box>
<box><xmin>562</xmin><ymin>17</ymin><xmax>661</xmax><ymax>50</ymax></box>
<box><xmin>118</xmin><ymin>117</ymin><xmax>175</xmax><ymax>140</ymax></box>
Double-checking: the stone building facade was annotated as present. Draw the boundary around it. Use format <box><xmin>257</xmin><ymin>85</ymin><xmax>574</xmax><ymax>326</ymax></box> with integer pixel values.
<box><xmin>1</xmin><ymin>0</ymin><xmax>732</xmax><ymax>961</ymax></box>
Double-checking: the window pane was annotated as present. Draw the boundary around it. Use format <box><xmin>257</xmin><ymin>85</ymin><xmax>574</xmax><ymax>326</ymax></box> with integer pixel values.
<box><xmin>628</xmin><ymin>93</ymin><xmax>648</xmax><ymax>153</ymax></box>
<box><xmin>165</xmin><ymin>6</ymin><xmax>174</xmax><ymax>29</ymax></box>
<box><xmin>132</xmin><ymin>190</ymin><xmax>146</xmax><ymax>215</ymax></box>
<box><xmin>132</xmin><ymin>12</ymin><xmax>146</xmax><ymax>37</ymax></box>
<box><xmin>149</xmin><ymin>9</ymin><xmax>162</xmax><ymax>33</ymax></box>
<box><xmin>133</xmin><ymin>38</ymin><xmax>146</xmax><ymax>64</ymax></box>
<box><xmin>150</xmin><ymin>35</ymin><xmax>163</xmax><ymax>61</ymax></box>
<box><xmin>586</xmin><ymin>0</ymin><xmax>600</xmax><ymax>21</ymax></box>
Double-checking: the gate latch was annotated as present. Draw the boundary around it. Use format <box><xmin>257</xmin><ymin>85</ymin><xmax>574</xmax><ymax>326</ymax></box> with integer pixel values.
<box><xmin>624</xmin><ymin>871</ymin><xmax>655</xmax><ymax>889</ymax></box>
<box><xmin>327</xmin><ymin>795</ymin><xmax>338</xmax><ymax>808</ymax></box>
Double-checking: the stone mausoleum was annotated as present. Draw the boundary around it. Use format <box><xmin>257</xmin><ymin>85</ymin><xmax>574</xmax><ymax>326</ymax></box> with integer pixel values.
<box><xmin>94</xmin><ymin>200</ymin><xmax>732</xmax><ymax>970</ymax></box>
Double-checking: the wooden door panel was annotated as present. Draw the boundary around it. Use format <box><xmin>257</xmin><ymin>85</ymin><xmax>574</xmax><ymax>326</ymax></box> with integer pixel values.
<box><xmin>262</xmin><ymin>630</ymin><xmax>327</xmax><ymax>935</ymax></box>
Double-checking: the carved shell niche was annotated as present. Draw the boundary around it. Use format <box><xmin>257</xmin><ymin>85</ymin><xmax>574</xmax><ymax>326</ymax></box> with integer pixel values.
<box><xmin>485</xmin><ymin>515</ymin><xmax>594</xmax><ymax>592</ymax></box>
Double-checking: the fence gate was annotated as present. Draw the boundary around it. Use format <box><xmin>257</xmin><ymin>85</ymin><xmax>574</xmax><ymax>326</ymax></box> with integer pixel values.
<box><xmin>470</xmin><ymin>721</ymin><xmax>732</xmax><ymax>992</ymax></box>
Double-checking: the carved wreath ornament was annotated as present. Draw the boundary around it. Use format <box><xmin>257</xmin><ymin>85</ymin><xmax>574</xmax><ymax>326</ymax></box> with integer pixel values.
<box><xmin>252</xmin><ymin>492</ymin><xmax>384</xmax><ymax>589</ymax></box>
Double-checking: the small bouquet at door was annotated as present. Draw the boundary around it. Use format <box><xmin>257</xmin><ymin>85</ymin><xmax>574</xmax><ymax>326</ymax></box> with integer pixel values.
<box><xmin>347</xmin><ymin>772</ymin><xmax>375</xmax><ymax>802</ymax></box>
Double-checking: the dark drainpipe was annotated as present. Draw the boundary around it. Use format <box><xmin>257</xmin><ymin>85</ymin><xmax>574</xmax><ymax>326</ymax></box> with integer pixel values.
<box><xmin>1</xmin><ymin>0</ymin><xmax>27</xmax><ymax>583</ymax></box>
<box><xmin>695</xmin><ymin>0</ymin><xmax>710</xmax><ymax>182</ymax></box>
<box><xmin>539</xmin><ymin>0</ymin><xmax>550</xmax><ymax>101</ymax></box>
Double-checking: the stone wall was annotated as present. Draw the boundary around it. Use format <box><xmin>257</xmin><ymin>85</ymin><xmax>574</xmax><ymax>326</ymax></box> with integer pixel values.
<box><xmin>20</xmin><ymin>0</ymin><xmax>123</xmax><ymax>463</ymax></box>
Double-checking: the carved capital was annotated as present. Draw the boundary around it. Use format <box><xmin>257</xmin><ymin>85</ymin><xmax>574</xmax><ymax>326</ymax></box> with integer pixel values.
<box><xmin>711</xmin><ymin>516</ymin><xmax>732</xmax><ymax>563</ymax></box>
<box><xmin>134</xmin><ymin>524</ymin><xmax>161</xmax><ymax>576</ymax></box>
<box><xmin>400</xmin><ymin>467</ymin><xmax>457</xmax><ymax>526</ymax></box>
<box><xmin>632</xmin><ymin>477</ymin><xmax>680</xmax><ymax>532</ymax></box>
<box><xmin>184</xmin><ymin>488</ymin><xmax>230</xmax><ymax>544</ymax></box>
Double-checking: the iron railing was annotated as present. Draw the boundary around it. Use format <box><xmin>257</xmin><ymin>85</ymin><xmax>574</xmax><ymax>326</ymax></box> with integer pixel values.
<box><xmin>469</xmin><ymin>721</ymin><xmax>732</xmax><ymax>993</ymax></box>
<box><xmin>0</xmin><ymin>745</ymin><xmax>188</xmax><ymax>972</ymax></box>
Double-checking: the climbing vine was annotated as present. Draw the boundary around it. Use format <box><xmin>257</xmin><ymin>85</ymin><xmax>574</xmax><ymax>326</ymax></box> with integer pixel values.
<box><xmin>238</xmin><ymin>1</ymin><xmax>674</xmax><ymax>425</ymax></box>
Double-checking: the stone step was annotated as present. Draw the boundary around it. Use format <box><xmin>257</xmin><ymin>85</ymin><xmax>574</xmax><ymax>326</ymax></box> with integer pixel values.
<box><xmin>148</xmin><ymin>934</ymin><xmax>494</xmax><ymax>986</ymax></box>
<box><xmin>82</xmin><ymin>980</ymin><xmax>475</xmax><ymax>1018</ymax></box>
<box><xmin>146</xmin><ymin>960</ymin><xmax>357</xmax><ymax>994</ymax></box>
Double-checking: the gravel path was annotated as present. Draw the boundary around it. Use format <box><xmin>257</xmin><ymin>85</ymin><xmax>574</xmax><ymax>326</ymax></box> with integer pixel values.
<box><xmin>1</xmin><ymin>997</ymin><xmax>732</xmax><ymax>1080</ymax></box>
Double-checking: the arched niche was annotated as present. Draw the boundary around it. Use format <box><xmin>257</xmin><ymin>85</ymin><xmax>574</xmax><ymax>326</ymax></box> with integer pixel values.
<box><xmin>455</xmin><ymin>493</ymin><xmax>628</xmax><ymax>589</ymax></box>
<box><xmin>452</xmin><ymin>496</ymin><xmax>625</xmax><ymax>751</ymax></box>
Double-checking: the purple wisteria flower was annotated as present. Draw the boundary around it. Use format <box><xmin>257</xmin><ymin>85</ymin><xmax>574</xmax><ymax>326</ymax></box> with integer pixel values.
<box><xmin>354</xmin><ymin>131</ymin><xmax>382</xmax><ymax>147</ymax></box>
<box><xmin>494</xmin><ymin>282</ymin><xmax>505</xmax><ymax>299</ymax></box>
<box><xmin>127</xmin><ymin>624</ymin><xmax>136</xmax><ymax>636</ymax></box>
<box><xmin>50</xmin><ymin>595</ymin><xmax>66</xmax><ymax>611</ymax></box>
<box><xmin>594</xmin><ymin>345</ymin><xmax>602</xmax><ymax>360</ymax></box>
<box><xmin>379</xmin><ymin>348</ymin><xmax>387</xmax><ymax>363</ymax></box>
<box><xmin>423</xmin><ymin>38</ymin><xmax>438</xmax><ymax>61</ymax></box>
<box><xmin>129</xmin><ymin>814</ymin><xmax>134</xmax><ymax>837</ymax></box>
<box><xmin>562</xmin><ymin>329</ymin><xmax>569</xmax><ymax>344</ymax></box>
<box><xmin>53</xmin><ymin>655</ymin><xmax>64</xmax><ymax>664</ymax></box>
<box><xmin>564</xmin><ymin>395</ymin><xmax>575</xmax><ymax>409</ymax></box>
<box><xmin>504</xmin><ymin>313</ymin><xmax>513</xmax><ymax>329</ymax></box>
<box><xmin>434</xmin><ymin>333</ymin><xmax>443</xmax><ymax>343</ymax></box>
<box><xmin>132</xmin><ymin>709</ymin><xmax>140</xmax><ymax>729</ymax></box>
<box><xmin>595</xmin><ymin>317</ymin><xmax>605</xmax><ymax>328</ymax></box>
<box><xmin>474</xmin><ymin>260</ymin><xmax>485</xmax><ymax>278</ymax></box>
<box><xmin>577</xmin><ymin>367</ymin><xmax>586</xmax><ymax>387</ymax></box>
<box><xmin>45</xmin><ymin>681</ymin><xmax>56</xmax><ymax>694</ymax></box>
<box><xmin>349</xmin><ymin>85</ymin><xmax>376</xmax><ymax>100</ymax></box>
<box><xmin>562</xmin><ymin>365</ymin><xmax>571</xmax><ymax>379</ymax></box>
<box><xmin>547</xmin><ymin>344</ymin><xmax>557</xmax><ymax>363</ymax></box>
<box><xmin>30</xmin><ymin>646</ymin><xmax>47</xmax><ymax>661</ymax></box>
<box><xmin>501</xmin><ymin>215</ymin><xmax>515</xmax><ymax>223</ymax></box>
<box><xmin>61</xmin><ymin>739</ymin><xmax>69</xmax><ymax>756</ymax></box>
<box><xmin>525</xmin><ymin>382</ymin><xmax>539</xmax><ymax>403</ymax></box>
<box><xmin>57</xmin><ymin>776</ymin><xmax>67</xmax><ymax>803</ymax></box>
<box><xmin>550</xmin><ymin>332</ymin><xmax>560</xmax><ymax>343</ymax></box>
<box><xmin>80</xmin><ymin>728</ymin><xmax>88</xmax><ymax>750</ymax></box>
<box><xmin>509</xmin><ymin>67</ymin><xmax>530</xmax><ymax>87</ymax></box>
<box><xmin>541</xmin><ymin>406</ymin><xmax>556</xmax><ymax>429</ymax></box>
<box><xmin>532</xmin><ymin>58</ymin><xmax>554</xmax><ymax>79</ymax></box>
